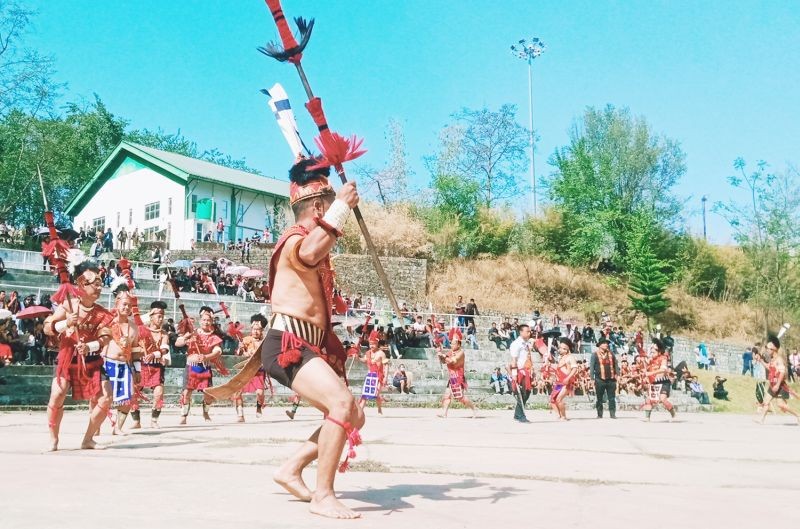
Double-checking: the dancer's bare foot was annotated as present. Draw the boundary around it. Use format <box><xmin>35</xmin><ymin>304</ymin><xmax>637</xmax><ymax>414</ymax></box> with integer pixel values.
<box><xmin>273</xmin><ymin>465</ymin><xmax>312</xmax><ymax>502</ymax></box>
<box><xmin>112</xmin><ymin>427</ymin><xmax>128</xmax><ymax>436</ymax></box>
<box><xmin>203</xmin><ymin>413</ymin><xmax>212</xmax><ymax>422</ymax></box>
<box><xmin>310</xmin><ymin>493</ymin><xmax>360</xmax><ymax>519</ymax></box>
<box><xmin>179</xmin><ymin>416</ymin><xmax>187</xmax><ymax>425</ymax></box>
<box><xmin>131</xmin><ymin>422</ymin><xmax>141</xmax><ymax>430</ymax></box>
<box><xmin>48</xmin><ymin>438</ymin><xmax>58</xmax><ymax>452</ymax></box>
<box><xmin>436</xmin><ymin>413</ymin><xmax>447</xmax><ymax>418</ymax></box>
<box><xmin>237</xmin><ymin>416</ymin><xmax>245</xmax><ymax>423</ymax></box>
<box><xmin>150</xmin><ymin>420</ymin><xmax>160</xmax><ymax>429</ymax></box>
<box><xmin>80</xmin><ymin>439</ymin><xmax>105</xmax><ymax>450</ymax></box>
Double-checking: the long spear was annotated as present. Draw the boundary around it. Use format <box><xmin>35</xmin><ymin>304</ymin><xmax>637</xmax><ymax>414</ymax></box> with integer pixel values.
<box><xmin>258</xmin><ymin>0</ymin><xmax>403</xmax><ymax>320</ymax></box>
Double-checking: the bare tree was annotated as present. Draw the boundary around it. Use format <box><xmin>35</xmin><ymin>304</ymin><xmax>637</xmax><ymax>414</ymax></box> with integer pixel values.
<box><xmin>0</xmin><ymin>1</ymin><xmax>59</xmax><ymax>118</ymax></box>
<box><xmin>428</xmin><ymin>105</ymin><xmax>529</xmax><ymax>208</ymax></box>
<box><xmin>354</xmin><ymin>119</ymin><xmax>412</xmax><ymax>205</ymax></box>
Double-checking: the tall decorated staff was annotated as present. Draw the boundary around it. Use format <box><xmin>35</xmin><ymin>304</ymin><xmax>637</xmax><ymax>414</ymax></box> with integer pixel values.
<box><xmin>37</xmin><ymin>166</ymin><xmax>83</xmax><ymax>306</ymax></box>
<box><xmin>258</xmin><ymin>0</ymin><xmax>403</xmax><ymax>320</ymax></box>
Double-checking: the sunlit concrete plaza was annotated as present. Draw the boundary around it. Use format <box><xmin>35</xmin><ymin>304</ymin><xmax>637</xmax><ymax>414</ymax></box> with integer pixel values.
<box><xmin>1</xmin><ymin>407</ymin><xmax>798</xmax><ymax>528</ymax></box>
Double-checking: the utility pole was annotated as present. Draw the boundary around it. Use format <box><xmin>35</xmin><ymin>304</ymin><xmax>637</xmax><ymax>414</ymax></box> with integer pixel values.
<box><xmin>511</xmin><ymin>38</ymin><xmax>546</xmax><ymax>216</ymax></box>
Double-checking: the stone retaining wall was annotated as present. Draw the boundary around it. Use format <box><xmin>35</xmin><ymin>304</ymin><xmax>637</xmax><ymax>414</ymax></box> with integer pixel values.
<box><xmin>672</xmin><ymin>336</ymin><xmax>748</xmax><ymax>374</ymax></box>
<box><xmin>169</xmin><ymin>245</ymin><xmax>428</xmax><ymax>303</ymax></box>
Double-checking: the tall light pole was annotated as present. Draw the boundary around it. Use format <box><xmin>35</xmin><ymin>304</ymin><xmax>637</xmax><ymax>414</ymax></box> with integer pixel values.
<box><xmin>701</xmin><ymin>195</ymin><xmax>708</xmax><ymax>241</ymax></box>
<box><xmin>511</xmin><ymin>37</ymin><xmax>546</xmax><ymax>216</ymax></box>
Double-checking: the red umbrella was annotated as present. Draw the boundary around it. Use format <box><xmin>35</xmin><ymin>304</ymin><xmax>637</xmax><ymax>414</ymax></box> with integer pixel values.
<box><xmin>15</xmin><ymin>305</ymin><xmax>53</xmax><ymax>320</ymax></box>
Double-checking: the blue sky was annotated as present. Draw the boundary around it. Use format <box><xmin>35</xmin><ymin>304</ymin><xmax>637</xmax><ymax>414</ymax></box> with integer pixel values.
<box><xmin>27</xmin><ymin>0</ymin><xmax>800</xmax><ymax>243</ymax></box>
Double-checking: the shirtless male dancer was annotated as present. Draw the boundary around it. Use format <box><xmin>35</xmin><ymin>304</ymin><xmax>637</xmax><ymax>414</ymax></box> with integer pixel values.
<box><xmin>208</xmin><ymin>158</ymin><xmax>364</xmax><ymax>518</ymax></box>
<box><xmin>438</xmin><ymin>333</ymin><xmax>477</xmax><ymax>418</ymax></box>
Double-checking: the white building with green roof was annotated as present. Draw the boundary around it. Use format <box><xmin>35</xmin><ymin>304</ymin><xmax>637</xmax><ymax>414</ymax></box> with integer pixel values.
<box><xmin>65</xmin><ymin>141</ymin><xmax>290</xmax><ymax>250</ymax></box>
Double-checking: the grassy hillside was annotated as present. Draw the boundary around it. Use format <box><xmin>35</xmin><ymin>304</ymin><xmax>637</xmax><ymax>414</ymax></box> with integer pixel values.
<box><xmin>692</xmin><ymin>369</ymin><xmax>800</xmax><ymax>415</ymax></box>
<box><xmin>427</xmin><ymin>255</ymin><xmax>759</xmax><ymax>342</ymax></box>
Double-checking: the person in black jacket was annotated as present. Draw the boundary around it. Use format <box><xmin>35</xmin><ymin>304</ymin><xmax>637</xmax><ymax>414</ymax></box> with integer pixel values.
<box><xmin>590</xmin><ymin>338</ymin><xmax>619</xmax><ymax>419</ymax></box>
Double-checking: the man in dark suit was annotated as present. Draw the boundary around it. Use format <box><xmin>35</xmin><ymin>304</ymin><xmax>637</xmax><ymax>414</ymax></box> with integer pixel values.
<box><xmin>591</xmin><ymin>338</ymin><xmax>619</xmax><ymax>418</ymax></box>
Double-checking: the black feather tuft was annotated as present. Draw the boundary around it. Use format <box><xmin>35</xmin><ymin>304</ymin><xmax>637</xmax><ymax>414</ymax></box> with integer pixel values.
<box><xmin>289</xmin><ymin>157</ymin><xmax>330</xmax><ymax>185</ymax></box>
<box><xmin>150</xmin><ymin>300</ymin><xmax>168</xmax><ymax>311</ymax></box>
<box><xmin>259</xmin><ymin>88</ymin><xmax>270</xmax><ymax>97</ymax></box>
<box><xmin>71</xmin><ymin>259</ymin><xmax>99</xmax><ymax>283</ymax></box>
<box><xmin>257</xmin><ymin>17</ymin><xmax>315</xmax><ymax>63</ymax></box>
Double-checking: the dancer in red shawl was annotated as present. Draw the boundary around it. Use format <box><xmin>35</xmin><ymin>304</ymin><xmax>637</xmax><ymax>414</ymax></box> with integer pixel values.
<box><xmin>233</xmin><ymin>313</ymin><xmax>270</xmax><ymax>422</ymax></box>
<box><xmin>43</xmin><ymin>252</ymin><xmax>114</xmax><ymax>451</ymax></box>
<box><xmin>643</xmin><ymin>339</ymin><xmax>677</xmax><ymax>421</ymax></box>
<box><xmin>550</xmin><ymin>338</ymin><xmax>579</xmax><ymax>421</ymax></box>
<box><xmin>134</xmin><ymin>300</ymin><xmax>170</xmax><ymax>428</ymax></box>
<box><xmin>176</xmin><ymin>309</ymin><xmax>223</xmax><ymax>425</ymax></box>
<box><xmin>357</xmin><ymin>333</ymin><xmax>388</xmax><ymax>415</ymax></box>
<box><xmin>437</xmin><ymin>332</ymin><xmax>477</xmax><ymax>419</ymax></box>
<box><xmin>757</xmin><ymin>335</ymin><xmax>800</xmax><ymax>424</ymax></box>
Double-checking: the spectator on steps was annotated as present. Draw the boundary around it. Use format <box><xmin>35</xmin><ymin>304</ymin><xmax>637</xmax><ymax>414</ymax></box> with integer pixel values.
<box><xmin>712</xmin><ymin>376</ymin><xmax>729</xmax><ymax>400</ymax></box>
<box><xmin>489</xmin><ymin>322</ymin><xmax>506</xmax><ymax>350</ymax></box>
<box><xmin>490</xmin><ymin>367</ymin><xmax>511</xmax><ymax>395</ymax></box>
<box><xmin>454</xmin><ymin>296</ymin><xmax>466</xmax><ymax>327</ymax></box>
<box><xmin>392</xmin><ymin>365</ymin><xmax>415</xmax><ymax>394</ymax></box>
<box><xmin>103</xmin><ymin>228</ymin><xmax>114</xmax><ymax>251</ymax></box>
<box><xmin>742</xmin><ymin>347</ymin><xmax>754</xmax><ymax>377</ymax></box>
<box><xmin>582</xmin><ymin>324</ymin><xmax>596</xmax><ymax>345</ymax></box>
<box><xmin>689</xmin><ymin>376</ymin><xmax>710</xmax><ymax>405</ymax></box>
<box><xmin>465</xmin><ymin>321</ymin><xmax>478</xmax><ymax>350</ymax></box>
<box><xmin>464</xmin><ymin>298</ymin><xmax>479</xmax><ymax>327</ymax></box>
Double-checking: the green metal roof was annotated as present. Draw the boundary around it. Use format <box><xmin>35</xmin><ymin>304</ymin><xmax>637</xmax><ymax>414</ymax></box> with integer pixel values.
<box><xmin>65</xmin><ymin>141</ymin><xmax>289</xmax><ymax>216</ymax></box>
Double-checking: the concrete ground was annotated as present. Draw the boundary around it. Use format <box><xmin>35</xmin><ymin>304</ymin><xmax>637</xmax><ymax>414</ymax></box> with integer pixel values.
<box><xmin>1</xmin><ymin>405</ymin><xmax>798</xmax><ymax>529</ymax></box>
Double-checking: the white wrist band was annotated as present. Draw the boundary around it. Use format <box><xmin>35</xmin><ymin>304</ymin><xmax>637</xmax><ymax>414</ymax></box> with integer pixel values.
<box><xmin>54</xmin><ymin>320</ymin><xmax>68</xmax><ymax>334</ymax></box>
<box><xmin>133</xmin><ymin>361</ymin><xmax>142</xmax><ymax>372</ymax></box>
<box><xmin>322</xmin><ymin>199</ymin><xmax>351</xmax><ymax>233</ymax></box>
<box><xmin>86</xmin><ymin>341</ymin><xmax>100</xmax><ymax>353</ymax></box>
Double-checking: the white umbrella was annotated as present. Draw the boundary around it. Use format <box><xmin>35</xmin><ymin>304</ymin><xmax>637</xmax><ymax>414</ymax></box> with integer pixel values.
<box><xmin>226</xmin><ymin>265</ymin><xmax>250</xmax><ymax>276</ymax></box>
<box><xmin>242</xmin><ymin>269</ymin><xmax>264</xmax><ymax>279</ymax></box>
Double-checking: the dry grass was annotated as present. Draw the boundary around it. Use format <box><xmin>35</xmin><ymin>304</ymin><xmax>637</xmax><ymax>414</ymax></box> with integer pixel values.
<box><xmin>427</xmin><ymin>255</ymin><xmax>760</xmax><ymax>341</ymax></box>
<box><xmin>340</xmin><ymin>201</ymin><xmax>433</xmax><ymax>259</ymax></box>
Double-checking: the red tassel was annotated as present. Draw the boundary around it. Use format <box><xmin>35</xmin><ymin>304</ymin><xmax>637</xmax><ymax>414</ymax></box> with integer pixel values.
<box><xmin>311</xmin><ymin>132</ymin><xmax>366</xmax><ymax>170</ymax></box>
<box><xmin>338</xmin><ymin>460</ymin><xmax>350</xmax><ymax>473</ymax></box>
<box><xmin>277</xmin><ymin>348</ymin><xmax>302</xmax><ymax>368</ymax></box>
<box><xmin>211</xmin><ymin>357</ymin><xmax>230</xmax><ymax>376</ymax></box>
<box><xmin>51</xmin><ymin>283</ymin><xmax>85</xmax><ymax>304</ymax></box>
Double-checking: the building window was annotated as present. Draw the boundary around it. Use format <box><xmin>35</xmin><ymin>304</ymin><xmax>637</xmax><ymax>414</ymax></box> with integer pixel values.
<box><xmin>116</xmin><ymin>212</ymin><xmax>120</xmax><ymax>228</ymax></box>
<box><xmin>143</xmin><ymin>226</ymin><xmax>159</xmax><ymax>241</ymax></box>
<box><xmin>128</xmin><ymin>208</ymin><xmax>133</xmax><ymax>224</ymax></box>
<box><xmin>144</xmin><ymin>201</ymin><xmax>160</xmax><ymax>221</ymax></box>
<box><xmin>92</xmin><ymin>217</ymin><xmax>105</xmax><ymax>235</ymax></box>
<box><xmin>196</xmin><ymin>222</ymin><xmax>203</xmax><ymax>242</ymax></box>
<box><xmin>191</xmin><ymin>195</ymin><xmax>197</xmax><ymax>213</ymax></box>
<box><xmin>168</xmin><ymin>197</ymin><xmax>172</xmax><ymax>215</ymax></box>
<box><xmin>222</xmin><ymin>200</ymin><xmax>228</xmax><ymax>219</ymax></box>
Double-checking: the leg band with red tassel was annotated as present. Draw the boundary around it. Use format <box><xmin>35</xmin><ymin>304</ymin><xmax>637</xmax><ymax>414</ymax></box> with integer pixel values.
<box><xmin>326</xmin><ymin>416</ymin><xmax>362</xmax><ymax>473</ymax></box>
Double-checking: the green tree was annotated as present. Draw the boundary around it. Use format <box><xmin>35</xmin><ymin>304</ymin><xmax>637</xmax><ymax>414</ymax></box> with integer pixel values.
<box><xmin>716</xmin><ymin>159</ymin><xmax>800</xmax><ymax>332</ymax></box>
<box><xmin>125</xmin><ymin>128</ymin><xmax>260</xmax><ymax>174</ymax></box>
<box><xmin>548</xmin><ymin>105</ymin><xmax>685</xmax><ymax>269</ymax></box>
<box><xmin>0</xmin><ymin>96</ymin><xmax>126</xmax><ymax>227</ymax></box>
<box><xmin>627</xmin><ymin>220</ymin><xmax>671</xmax><ymax>329</ymax></box>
